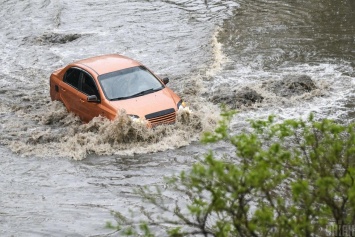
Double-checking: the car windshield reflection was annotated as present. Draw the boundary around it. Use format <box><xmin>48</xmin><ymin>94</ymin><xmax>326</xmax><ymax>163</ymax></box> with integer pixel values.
<box><xmin>99</xmin><ymin>66</ymin><xmax>164</xmax><ymax>101</ymax></box>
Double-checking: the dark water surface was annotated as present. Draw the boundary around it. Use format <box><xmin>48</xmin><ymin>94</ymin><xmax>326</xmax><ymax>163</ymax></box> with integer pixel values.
<box><xmin>0</xmin><ymin>0</ymin><xmax>354</xmax><ymax>236</ymax></box>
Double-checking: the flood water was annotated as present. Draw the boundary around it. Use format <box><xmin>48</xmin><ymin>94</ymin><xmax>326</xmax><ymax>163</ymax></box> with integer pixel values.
<box><xmin>0</xmin><ymin>0</ymin><xmax>354</xmax><ymax>236</ymax></box>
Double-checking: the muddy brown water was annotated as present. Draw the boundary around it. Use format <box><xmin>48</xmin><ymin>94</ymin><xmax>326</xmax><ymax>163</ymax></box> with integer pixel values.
<box><xmin>0</xmin><ymin>0</ymin><xmax>354</xmax><ymax>236</ymax></box>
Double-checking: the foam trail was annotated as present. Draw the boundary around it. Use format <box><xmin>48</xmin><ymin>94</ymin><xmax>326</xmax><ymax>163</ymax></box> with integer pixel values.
<box><xmin>206</xmin><ymin>28</ymin><xmax>227</xmax><ymax>77</ymax></box>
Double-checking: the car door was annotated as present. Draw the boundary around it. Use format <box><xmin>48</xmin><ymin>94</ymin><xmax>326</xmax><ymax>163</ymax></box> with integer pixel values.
<box><xmin>59</xmin><ymin>67</ymin><xmax>82</xmax><ymax>115</ymax></box>
<box><xmin>76</xmin><ymin>71</ymin><xmax>105</xmax><ymax>122</ymax></box>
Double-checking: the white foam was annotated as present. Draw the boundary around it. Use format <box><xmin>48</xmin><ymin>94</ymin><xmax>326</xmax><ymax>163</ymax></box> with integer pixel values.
<box><xmin>206</xmin><ymin>28</ymin><xmax>228</xmax><ymax>77</ymax></box>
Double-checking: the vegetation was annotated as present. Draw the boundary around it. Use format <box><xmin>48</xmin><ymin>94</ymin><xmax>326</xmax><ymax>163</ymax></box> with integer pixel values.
<box><xmin>107</xmin><ymin>109</ymin><xmax>355</xmax><ymax>236</ymax></box>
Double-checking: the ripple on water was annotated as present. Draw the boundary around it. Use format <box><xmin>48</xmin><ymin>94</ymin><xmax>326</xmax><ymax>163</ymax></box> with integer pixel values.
<box><xmin>0</xmin><ymin>0</ymin><xmax>354</xmax><ymax>235</ymax></box>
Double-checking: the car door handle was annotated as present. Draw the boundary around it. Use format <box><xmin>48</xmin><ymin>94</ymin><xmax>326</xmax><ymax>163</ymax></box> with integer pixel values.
<box><xmin>61</xmin><ymin>88</ymin><xmax>66</xmax><ymax>92</ymax></box>
<box><xmin>80</xmin><ymin>98</ymin><xmax>85</xmax><ymax>103</ymax></box>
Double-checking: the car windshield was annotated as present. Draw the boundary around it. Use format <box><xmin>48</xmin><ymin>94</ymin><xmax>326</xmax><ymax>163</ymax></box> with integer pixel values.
<box><xmin>98</xmin><ymin>66</ymin><xmax>164</xmax><ymax>100</ymax></box>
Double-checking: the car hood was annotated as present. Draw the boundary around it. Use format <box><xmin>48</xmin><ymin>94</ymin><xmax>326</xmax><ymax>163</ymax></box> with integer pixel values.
<box><xmin>109</xmin><ymin>88</ymin><xmax>178</xmax><ymax>118</ymax></box>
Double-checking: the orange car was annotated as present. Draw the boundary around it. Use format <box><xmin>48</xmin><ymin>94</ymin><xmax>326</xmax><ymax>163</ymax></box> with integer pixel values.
<box><xmin>49</xmin><ymin>54</ymin><xmax>187</xmax><ymax>127</ymax></box>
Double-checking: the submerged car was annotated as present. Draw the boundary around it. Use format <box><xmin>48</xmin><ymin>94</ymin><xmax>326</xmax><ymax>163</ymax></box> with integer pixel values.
<box><xmin>49</xmin><ymin>54</ymin><xmax>187</xmax><ymax>127</ymax></box>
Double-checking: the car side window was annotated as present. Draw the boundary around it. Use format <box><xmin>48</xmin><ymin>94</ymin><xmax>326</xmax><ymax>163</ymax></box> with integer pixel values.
<box><xmin>81</xmin><ymin>72</ymin><xmax>99</xmax><ymax>97</ymax></box>
<box><xmin>64</xmin><ymin>68</ymin><xmax>81</xmax><ymax>89</ymax></box>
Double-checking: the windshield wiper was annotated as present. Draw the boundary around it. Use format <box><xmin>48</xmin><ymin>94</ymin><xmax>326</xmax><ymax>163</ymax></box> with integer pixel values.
<box><xmin>131</xmin><ymin>87</ymin><xmax>161</xmax><ymax>97</ymax></box>
<box><xmin>110</xmin><ymin>96</ymin><xmax>129</xmax><ymax>101</ymax></box>
<box><xmin>110</xmin><ymin>87</ymin><xmax>163</xmax><ymax>101</ymax></box>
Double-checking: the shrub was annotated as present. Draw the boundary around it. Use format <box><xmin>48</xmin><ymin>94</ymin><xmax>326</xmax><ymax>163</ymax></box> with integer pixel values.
<box><xmin>108</xmin><ymin>109</ymin><xmax>355</xmax><ymax>237</ymax></box>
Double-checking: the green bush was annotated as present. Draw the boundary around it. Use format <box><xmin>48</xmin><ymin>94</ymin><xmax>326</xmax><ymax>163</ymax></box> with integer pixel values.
<box><xmin>108</xmin><ymin>109</ymin><xmax>355</xmax><ymax>237</ymax></box>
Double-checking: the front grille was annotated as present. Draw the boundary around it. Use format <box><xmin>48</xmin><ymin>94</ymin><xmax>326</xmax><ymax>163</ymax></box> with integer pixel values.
<box><xmin>145</xmin><ymin>108</ymin><xmax>176</xmax><ymax>127</ymax></box>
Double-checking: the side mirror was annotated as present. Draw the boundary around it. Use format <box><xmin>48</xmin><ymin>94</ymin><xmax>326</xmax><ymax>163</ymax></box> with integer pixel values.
<box><xmin>87</xmin><ymin>95</ymin><xmax>100</xmax><ymax>103</ymax></box>
<box><xmin>162</xmin><ymin>77</ymin><xmax>169</xmax><ymax>85</ymax></box>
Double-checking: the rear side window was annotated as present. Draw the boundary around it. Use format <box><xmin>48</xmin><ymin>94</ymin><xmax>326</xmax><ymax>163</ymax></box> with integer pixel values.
<box><xmin>64</xmin><ymin>68</ymin><xmax>81</xmax><ymax>88</ymax></box>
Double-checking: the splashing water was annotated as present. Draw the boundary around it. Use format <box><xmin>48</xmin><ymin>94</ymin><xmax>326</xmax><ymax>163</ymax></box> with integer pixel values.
<box><xmin>1</xmin><ymin>92</ymin><xmax>220</xmax><ymax>160</ymax></box>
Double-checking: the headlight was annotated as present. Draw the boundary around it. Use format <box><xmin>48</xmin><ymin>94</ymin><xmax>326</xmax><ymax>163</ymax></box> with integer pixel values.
<box><xmin>177</xmin><ymin>100</ymin><xmax>186</xmax><ymax>110</ymax></box>
<box><xmin>177</xmin><ymin>100</ymin><xmax>192</xmax><ymax>113</ymax></box>
<box><xmin>128</xmin><ymin>114</ymin><xmax>147</xmax><ymax>124</ymax></box>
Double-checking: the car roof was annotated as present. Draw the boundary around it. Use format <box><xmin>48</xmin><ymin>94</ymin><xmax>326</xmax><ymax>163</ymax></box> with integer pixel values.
<box><xmin>74</xmin><ymin>54</ymin><xmax>141</xmax><ymax>76</ymax></box>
